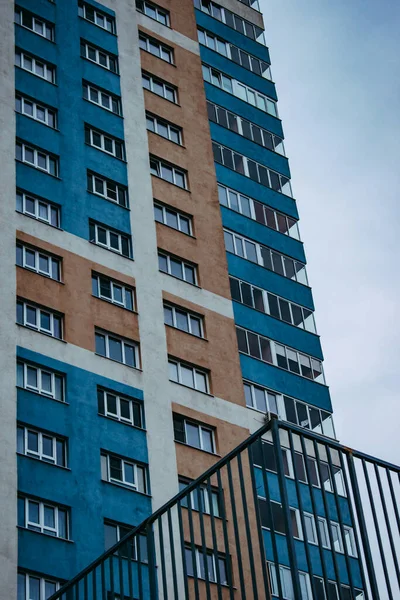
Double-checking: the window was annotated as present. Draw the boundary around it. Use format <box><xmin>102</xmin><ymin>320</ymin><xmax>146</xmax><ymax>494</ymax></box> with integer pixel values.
<box><xmin>238</xmin><ymin>0</ymin><xmax>260</xmax><ymax>9</ymax></box>
<box><xmin>209</xmin><ymin>103</ymin><xmax>285</xmax><ymax>155</ymax></box>
<box><xmin>15</xmin><ymin>50</ymin><xmax>55</xmax><ymax>83</ymax></box>
<box><xmin>158</xmin><ymin>251</ymin><xmax>197</xmax><ymax>285</ymax></box>
<box><xmin>18</xmin><ymin>571</ymin><xmax>61</xmax><ymax>600</ymax></box>
<box><xmin>17</xmin><ymin>425</ymin><xmax>67</xmax><ymax>467</ymax></box>
<box><xmin>179</xmin><ymin>478</ymin><xmax>221</xmax><ymax>517</ymax></box>
<box><xmin>154</xmin><ymin>202</ymin><xmax>192</xmax><ymax>235</ymax></box>
<box><xmin>317</xmin><ymin>517</ymin><xmax>330</xmax><ymax>549</ymax></box>
<box><xmin>97</xmin><ymin>388</ymin><xmax>142</xmax><ymax>428</ymax></box>
<box><xmin>268</xmin><ymin>563</ymin><xmax>311</xmax><ymax>600</ymax></box>
<box><xmin>281</xmin><ymin>395</ymin><xmax>335</xmax><ymax>438</ymax></box>
<box><xmin>258</xmin><ymin>499</ymin><xmax>302</xmax><ymax>539</ymax></box>
<box><xmin>89</xmin><ymin>221</ymin><xmax>132</xmax><ymax>257</ymax></box>
<box><xmin>344</xmin><ymin>525</ymin><xmax>357</xmax><ymax>557</ymax></box>
<box><xmin>16</xmin><ymin>243</ymin><xmax>61</xmax><ymax>281</ymax></box>
<box><xmin>16</xmin><ymin>141</ymin><xmax>58</xmax><ymax>176</ymax></box>
<box><xmin>213</xmin><ymin>143</ymin><xmax>292</xmax><ymax>197</ymax></box>
<box><xmin>313</xmin><ymin>577</ymin><xmax>364</xmax><ymax>600</ymax></box>
<box><xmin>142</xmin><ymin>71</ymin><xmax>177</xmax><ymax>103</ymax></box>
<box><xmin>136</xmin><ymin>0</ymin><xmax>170</xmax><ymax>26</ymax></box>
<box><xmin>92</xmin><ymin>273</ymin><xmax>134</xmax><ymax>310</ymax></box>
<box><xmin>17</xmin><ymin>361</ymin><xmax>64</xmax><ymax>402</ymax></box>
<box><xmin>194</xmin><ymin>0</ymin><xmax>266</xmax><ymax>44</ymax></box>
<box><xmin>236</xmin><ymin>327</ymin><xmax>325</xmax><ymax>384</ymax></box>
<box><xmin>198</xmin><ymin>28</ymin><xmax>271</xmax><ymax>79</ymax></box>
<box><xmin>146</xmin><ymin>113</ymin><xmax>182</xmax><ymax>144</ymax></box>
<box><xmin>17</xmin><ymin>299</ymin><xmax>62</xmax><ymax>339</ymax></box>
<box><xmin>229</xmin><ymin>277</ymin><xmax>316</xmax><ymax>333</ymax></box>
<box><xmin>87</xmin><ymin>172</ymin><xmax>128</xmax><ymax>207</ymax></box>
<box><xmin>83</xmin><ymin>82</ymin><xmax>121</xmax><ymax>115</ymax></box>
<box><xmin>80</xmin><ymin>40</ymin><xmax>118</xmax><ymax>73</ymax></box>
<box><xmin>202</xmin><ymin>64</ymin><xmax>277</xmax><ymax>117</ymax></box>
<box><xmin>164</xmin><ymin>303</ymin><xmax>203</xmax><ymax>337</ymax></box>
<box><xmin>224</xmin><ymin>229</ymin><xmax>307</xmax><ymax>284</ymax></box>
<box><xmin>16</xmin><ymin>190</ymin><xmax>60</xmax><ymax>227</ymax></box>
<box><xmin>101</xmin><ymin>452</ymin><xmax>147</xmax><ymax>492</ymax></box>
<box><xmin>104</xmin><ymin>520</ymin><xmax>148</xmax><ymax>562</ymax></box>
<box><xmin>150</xmin><ymin>156</ymin><xmax>187</xmax><ymax>188</ymax></box>
<box><xmin>303</xmin><ymin>513</ymin><xmax>318</xmax><ymax>544</ymax></box>
<box><xmin>139</xmin><ymin>32</ymin><xmax>173</xmax><ymax>63</ymax></box>
<box><xmin>244</xmin><ymin>381</ymin><xmax>335</xmax><ymax>438</ymax></box>
<box><xmin>169</xmin><ymin>359</ymin><xmax>209</xmax><ymax>393</ymax></box>
<box><xmin>85</xmin><ymin>125</ymin><xmax>125</xmax><ymax>159</ymax></box>
<box><xmin>173</xmin><ymin>414</ymin><xmax>214</xmax><ymax>451</ymax></box>
<box><xmin>219</xmin><ymin>185</ymin><xmax>299</xmax><ymax>238</ymax></box>
<box><xmin>95</xmin><ymin>329</ymin><xmax>139</xmax><ymax>368</ymax></box>
<box><xmin>185</xmin><ymin>546</ymin><xmax>228</xmax><ymax>585</ymax></box>
<box><xmin>15</xmin><ymin>8</ymin><xmax>54</xmax><ymax>40</ymax></box>
<box><xmin>251</xmin><ymin>440</ymin><xmax>291</xmax><ymax>476</ymax></box>
<box><xmin>78</xmin><ymin>2</ymin><xmax>115</xmax><ymax>32</ymax></box>
<box><xmin>18</xmin><ymin>496</ymin><xmax>69</xmax><ymax>539</ymax></box>
<box><xmin>15</xmin><ymin>94</ymin><xmax>56</xmax><ymax>128</ymax></box>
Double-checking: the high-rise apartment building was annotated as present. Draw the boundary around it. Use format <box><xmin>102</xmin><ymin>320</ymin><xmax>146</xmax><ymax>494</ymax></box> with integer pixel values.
<box><xmin>1</xmin><ymin>0</ymin><xmax>342</xmax><ymax>597</ymax></box>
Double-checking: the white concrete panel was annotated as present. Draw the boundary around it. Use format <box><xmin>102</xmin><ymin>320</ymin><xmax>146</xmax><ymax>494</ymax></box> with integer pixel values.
<box><xmin>137</xmin><ymin>12</ymin><xmax>200</xmax><ymax>55</ymax></box>
<box><xmin>0</xmin><ymin>0</ymin><xmax>18</xmax><ymax>596</ymax></box>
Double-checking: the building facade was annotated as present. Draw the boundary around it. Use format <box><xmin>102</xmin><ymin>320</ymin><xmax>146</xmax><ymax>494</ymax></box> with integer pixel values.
<box><xmin>0</xmin><ymin>0</ymin><xmax>342</xmax><ymax>597</ymax></box>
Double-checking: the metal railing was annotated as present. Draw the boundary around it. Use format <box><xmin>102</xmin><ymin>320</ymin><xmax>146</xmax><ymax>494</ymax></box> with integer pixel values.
<box><xmin>49</xmin><ymin>415</ymin><xmax>400</xmax><ymax>599</ymax></box>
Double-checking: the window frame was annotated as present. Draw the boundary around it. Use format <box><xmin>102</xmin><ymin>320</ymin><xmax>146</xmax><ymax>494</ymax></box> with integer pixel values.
<box><xmin>97</xmin><ymin>387</ymin><xmax>143</xmax><ymax>428</ymax></box>
<box><xmin>197</xmin><ymin>27</ymin><xmax>271</xmax><ymax>80</ymax></box>
<box><xmin>236</xmin><ymin>326</ymin><xmax>325</xmax><ymax>384</ymax></box>
<box><xmin>184</xmin><ymin>545</ymin><xmax>228</xmax><ymax>585</ymax></box>
<box><xmin>89</xmin><ymin>221</ymin><xmax>132</xmax><ymax>257</ymax></box>
<box><xmin>101</xmin><ymin>452</ymin><xmax>147</xmax><ymax>493</ymax></box>
<box><xmin>169</xmin><ymin>359</ymin><xmax>209</xmax><ymax>394</ymax></box>
<box><xmin>87</xmin><ymin>172</ymin><xmax>128</xmax><ymax>207</ymax></box>
<box><xmin>150</xmin><ymin>156</ymin><xmax>187</xmax><ymax>188</ymax></box>
<box><xmin>136</xmin><ymin>0</ymin><xmax>170</xmax><ymax>26</ymax></box>
<box><xmin>224</xmin><ymin>229</ymin><xmax>307</xmax><ymax>284</ymax></box>
<box><xmin>209</xmin><ymin>104</ymin><xmax>285</xmax><ymax>155</ymax></box>
<box><xmin>139</xmin><ymin>31</ymin><xmax>174</xmax><ymax>63</ymax></box>
<box><xmin>17</xmin><ymin>360</ymin><xmax>64</xmax><ymax>402</ymax></box>
<box><xmin>158</xmin><ymin>251</ymin><xmax>197</xmax><ymax>285</ymax></box>
<box><xmin>146</xmin><ymin>112</ymin><xmax>182</xmax><ymax>145</ymax></box>
<box><xmin>173</xmin><ymin>414</ymin><xmax>215</xmax><ymax>453</ymax></box>
<box><xmin>17</xmin><ymin>424</ymin><xmax>67</xmax><ymax>467</ymax></box>
<box><xmin>16</xmin><ymin>140</ymin><xmax>58</xmax><ymax>176</ymax></box>
<box><xmin>229</xmin><ymin>276</ymin><xmax>316</xmax><ymax>333</ymax></box>
<box><xmin>18</xmin><ymin>571</ymin><xmax>61</xmax><ymax>600</ymax></box>
<box><xmin>164</xmin><ymin>303</ymin><xmax>204</xmax><ymax>338</ymax></box>
<box><xmin>14</xmin><ymin>8</ymin><xmax>54</xmax><ymax>40</ymax></box>
<box><xmin>80</xmin><ymin>40</ymin><xmax>118</xmax><ymax>73</ymax></box>
<box><xmin>85</xmin><ymin>125</ymin><xmax>125</xmax><ymax>160</ymax></box>
<box><xmin>194</xmin><ymin>0</ymin><xmax>266</xmax><ymax>45</ymax></box>
<box><xmin>15</xmin><ymin>93</ymin><xmax>57</xmax><ymax>128</ymax></box>
<box><xmin>179</xmin><ymin>477</ymin><xmax>221</xmax><ymax>517</ymax></box>
<box><xmin>83</xmin><ymin>82</ymin><xmax>122</xmax><ymax>116</ymax></box>
<box><xmin>16</xmin><ymin>242</ymin><xmax>61</xmax><ymax>281</ymax></box>
<box><xmin>202</xmin><ymin>63</ymin><xmax>277</xmax><ymax>117</ymax></box>
<box><xmin>17</xmin><ymin>299</ymin><xmax>63</xmax><ymax>339</ymax></box>
<box><xmin>19</xmin><ymin>496</ymin><xmax>69</xmax><ymax>539</ymax></box>
<box><xmin>92</xmin><ymin>273</ymin><xmax>135</xmax><ymax>311</ymax></box>
<box><xmin>16</xmin><ymin>190</ymin><xmax>60</xmax><ymax>228</ymax></box>
<box><xmin>142</xmin><ymin>71</ymin><xmax>177</xmax><ymax>103</ymax></box>
<box><xmin>78</xmin><ymin>2</ymin><xmax>116</xmax><ymax>33</ymax></box>
<box><xmin>15</xmin><ymin>49</ymin><xmax>55</xmax><ymax>83</ymax></box>
<box><xmin>95</xmin><ymin>329</ymin><xmax>139</xmax><ymax>369</ymax></box>
<box><xmin>154</xmin><ymin>201</ymin><xmax>192</xmax><ymax>236</ymax></box>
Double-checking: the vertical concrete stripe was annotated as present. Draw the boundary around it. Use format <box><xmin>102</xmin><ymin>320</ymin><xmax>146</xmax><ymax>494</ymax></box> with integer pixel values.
<box><xmin>0</xmin><ymin>0</ymin><xmax>18</xmax><ymax>596</ymax></box>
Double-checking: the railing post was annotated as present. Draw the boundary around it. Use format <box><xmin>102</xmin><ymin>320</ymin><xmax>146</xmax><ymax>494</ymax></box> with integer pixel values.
<box><xmin>147</xmin><ymin>523</ymin><xmax>158</xmax><ymax>599</ymax></box>
<box><xmin>346</xmin><ymin>452</ymin><xmax>381</xmax><ymax>600</ymax></box>
<box><xmin>271</xmin><ymin>417</ymin><xmax>302</xmax><ymax>599</ymax></box>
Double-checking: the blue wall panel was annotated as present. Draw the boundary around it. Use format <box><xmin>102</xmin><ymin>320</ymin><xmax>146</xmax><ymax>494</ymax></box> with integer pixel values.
<box><xmin>17</xmin><ymin>347</ymin><xmax>151</xmax><ymax>581</ymax></box>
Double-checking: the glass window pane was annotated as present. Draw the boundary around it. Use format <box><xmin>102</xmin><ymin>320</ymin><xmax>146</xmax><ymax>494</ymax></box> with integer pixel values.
<box><xmin>181</xmin><ymin>365</ymin><xmax>194</xmax><ymax>388</ymax></box>
<box><xmin>186</xmin><ymin>423</ymin><xmax>200</xmax><ymax>448</ymax></box>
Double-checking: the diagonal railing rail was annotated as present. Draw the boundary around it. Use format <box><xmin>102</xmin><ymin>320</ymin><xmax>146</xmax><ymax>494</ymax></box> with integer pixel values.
<box><xmin>48</xmin><ymin>415</ymin><xmax>400</xmax><ymax>600</ymax></box>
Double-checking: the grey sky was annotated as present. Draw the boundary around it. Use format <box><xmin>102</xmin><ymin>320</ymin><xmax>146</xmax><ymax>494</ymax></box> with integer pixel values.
<box><xmin>261</xmin><ymin>0</ymin><xmax>400</xmax><ymax>462</ymax></box>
